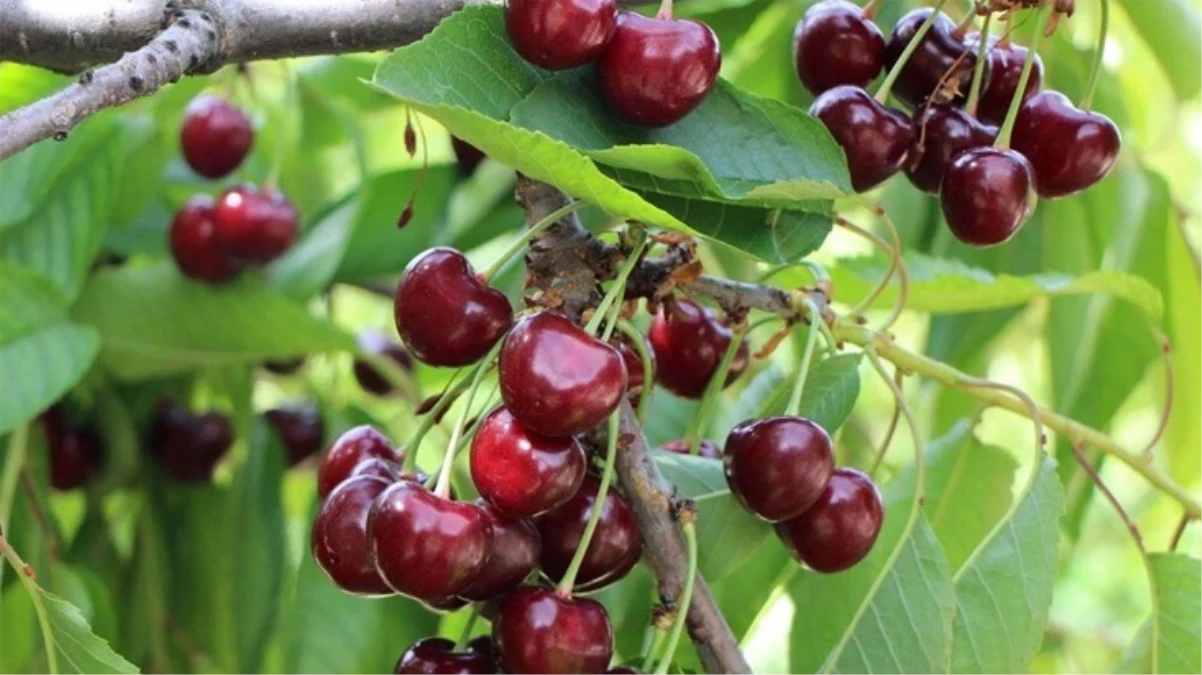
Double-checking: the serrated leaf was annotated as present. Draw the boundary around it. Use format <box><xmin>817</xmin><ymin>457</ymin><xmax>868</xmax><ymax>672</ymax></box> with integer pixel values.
<box><xmin>722</xmin><ymin>353</ymin><xmax>862</xmax><ymax>433</ymax></box>
<box><xmin>42</xmin><ymin>591</ymin><xmax>139</xmax><ymax>674</ymax></box>
<box><xmin>1117</xmin><ymin>554</ymin><xmax>1202</xmax><ymax>674</ymax></box>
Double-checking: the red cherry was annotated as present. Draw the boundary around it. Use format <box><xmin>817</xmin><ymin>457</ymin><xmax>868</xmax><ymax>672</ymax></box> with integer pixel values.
<box><xmin>499</xmin><ymin>312</ymin><xmax>627</xmax><ymax>438</ymax></box>
<box><xmin>940</xmin><ymin>146</ymin><xmax>1035</xmax><ymax>247</ymax></box>
<box><xmin>1011</xmin><ymin>90</ymin><xmax>1121</xmax><ymax>199</ymax></box>
<box><xmin>507</xmin><ymin>0</ymin><xmax>617</xmax><ymax>70</ymax></box>
<box><xmin>346</xmin><ymin>457</ymin><xmax>404</xmax><ymax>484</ymax></box>
<box><xmin>613</xmin><ymin>332</ymin><xmax>654</xmax><ymax>408</ymax></box>
<box><xmin>965</xmin><ymin>34</ymin><xmax>1043</xmax><ymax>126</ymax></box>
<box><xmin>883</xmin><ymin>9</ymin><xmax>977</xmax><ymax>108</ymax></box>
<box><xmin>659</xmin><ymin>438</ymin><xmax>721</xmax><ymax>460</ymax></box>
<box><xmin>470</xmin><ymin>407</ymin><xmax>587</xmax><ymax>518</ymax></box>
<box><xmin>368</xmin><ymin>481</ymin><xmax>492</xmax><ymax>600</ymax></box>
<box><xmin>148</xmin><ymin>402</ymin><xmax>234</xmax><ymax>483</ymax></box>
<box><xmin>317</xmin><ymin>426</ymin><xmax>401</xmax><ymax>499</ymax></box>
<box><xmin>48</xmin><ymin>428</ymin><xmax>102</xmax><ymax>491</ymax></box>
<box><xmin>906</xmin><ymin>104</ymin><xmax>997</xmax><ymax>194</ymax></box>
<box><xmin>723</xmin><ymin>416</ymin><xmax>834</xmax><ymax>522</ymax></box>
<box><xmin>265</xmin><ymin>405</ymin><xmax>325</xmax><ymax>466</ymax></box>
<box><xmin>595</xmin><ymin>12</ymin><xmax>721</xmax><ymax>128</ymax></box>
<box><xmin>169</xmin><ymin>196</ymin><xmax>243</xmax><ymax>283</ymax></box>
<box><xmin>648</xmin><ymin>299</ymin><xmax>748</xmax><ymax>400</ymax></box>
<box><xmin>460</xmin><ymin>501</ymin><xmax>543</xmax><ymax>601</ymax></box>
<box><xmin>180</xmin><ymin>95</ymin><xmax>253</xmax><ymax>179</ymax></box>
<box><xmin>538</xmin><ymin>475</ymin><xmax>642</xmax><ymax>592</ymax></box>
<box><xmin>451</xmin><ymin>137</ymin><xmax>486</xmax><ymax>176</ymax></box>
<box><xmin>775</xmin><ymin>467</ymin><xmax>884</xmax><ymax>572</ymax></box>
<box><xmin>395</xmin><ymin>247</ymin><xmax>514</xmax><ymax>367</ymax></box>
<box><xmin>810</xmin><ymin>85</ymin><xmax>914</xmax><ymax>193</ymax></box>
<box><xmin>212</xmin><ymin>184</ymin><xmax>299</xmax><ymax>264</ymax></box>
<box><xmin>394</xmin><ymin>637</ymin><xmax>494</xmax><ymax>674</ymax></box>
<box><xmin>312</xmin><ymin>475</ymin><xmax>394</xmax><ymax>595</ymax></box>
<box><xmin>493</xmin><ymin>587</ymin><xmax>614</xmax><ymax>674</ymax></box>
<box><xmin>352</xmin><ymin>329</ymin><xmax>414</xmax><ymax>396</ymax></box>
<box><xmin>792</xmin><ymin>0</ymin><xmax>885</xmax><ymax>95</ymax></box>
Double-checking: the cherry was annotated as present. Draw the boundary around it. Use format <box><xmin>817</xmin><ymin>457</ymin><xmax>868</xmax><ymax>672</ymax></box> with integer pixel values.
<box><xmin>265</xmin><ymin>405</ymin><xmax>324</xmax><ymax>466</ymax></box>
<box><xmin>368</xmin><ymin>481</ymin><xmax>492</xmax><ymax>600</ymax></box>
<box><xmin>810</xmin><ymin>86</ymin><xmax>914</xmax><ymax>193</ymax></box>
<box><xmin>537</xmin><ymin>475</ymin><xmax>642</xmax><ymax>592</ymax></box>
<box><xmin>317</xmin><ymin>426</ymin><xmax>401</xmax><ymax>499</ymax></box>
<box><xmin>613</xmin><ymin>332</ymin><xmax>654</xmax><ymax>408</ymax></box>
<box><xmin>595</xmin><ymin>12</ymin><xmax>721</xmax><ymax>128</ymax></box>
<box><xmin>499</xmin><ymin>312</ymin><xmax>627</xmax><ymax>438</ymax></box>
<box><xmin>1010</xmin><ymin>90</ymin><xmax>1121</xmax><ymax>199</ymax></box>
<box><xmin>965</xmin><ymin>33</ymin><xmax>1043</xmax><ymax>126</ymax></box>
<box><xmin>660</xmin><ymin>438</ymin><xmax>721</xmax><ymax>460</ymax></box>
<box><xmin>48</xmin><ymin>428</ymin><xmax>102</xmax><ymax>491</ymax></box>
<box><xmin>723</xmin><ymin>416</ymin><xmax>834</xmax><ymax>522</ymax></box>
<box><xmin>940</xmin><ymin>146</ymin><xmax>1035</xmax><ymax>247</ymax></box>
<box><xmin>467</xmin><ymin>637</ymin><xmax>494</xmax><ymax>658</ymax></box>
<box><xmin>470</xmin><ymin>406</ymin><xmax>587</xmax><ymax>518</ymax></box>
<box><xmin>346</xmin><ymin>457</ymin><xmax>405</xmax><ymax>484</ymax></box>
<box><xmin>493</xmin><ymin>586</ymin><xmax>614</xmax><ymax>674</ymax></box>
<box><xmin>507</xmin><ymin>0</ymin><xmax>617</xmax><ymax>70</ymax></box>
<box><xmin>775</xmin><ymin>467</ymin><xmax>884</xmax><ymax>572</ymax></box>
<box><xmin>352</xmin><ymin>329</ymin><xmax>414</xmax><ymax>396</ymax></box>
<box><xmin>180</xmin><ymin>95</ymin><xmax>253</xmax><ymax>179</ymax></box>
<box><xmin>648</xmin><ymin>299</ymin><xmax>748</xmax><ymax>400</ymax></box>
<box><xmin>395</xmin><ymin>637</ymin><xmax>494</xmax><ymax>674</ymax></box>
<box><xmin>906</xmin><ymin>104</ymin><xmax>997</xmax><ymax>194</ymax></box>
<box><xmin>212</xmin><ymin>184</ymin><xmax>299</xmax><ymax>264</ymax></box>
<box><xmin>883</xmin><ymin>9</ymin><xmax>977</xmax><ymax>108</ymax></box>
<box><xmin>424</xmin><ymin>595</ymin><xmax>471</xmax><ymax>613</ymax></box>
<box><xmin>169</xmin><ymin>196</ymin><xmax>243</xmax><ymax>283</ymax></box>
<box><xmin>792</xmin><ymin>0</ymin><xmax>885</xmax><ymax>95</ymax></box>
<box><xmin>451</xmin><ymin>137</ymin><xmax>486</xmax><ymax>176</ymax></box>
<box><xmin>263</xmin><ymin>356</ymin><xmax>304</xmax><ymax>375</ymax></box>
<box><xmin>395</xmin><ymin>247</ymin><xmax>513</xmax><ymax>367</ymax></box>
<box><xmin>460</xmin><ymin>501</ymin><xmax>542</xmax><ymax>601</ymax></box>
<box><xmin>312</xmin><ymin>475</ymin><xmax>394</xmax><ymax>595</ymax></box>
<box><xmin>148</xmin><ymin>401</ymin><xmax>234</xmax><ymax>483</ymax></box>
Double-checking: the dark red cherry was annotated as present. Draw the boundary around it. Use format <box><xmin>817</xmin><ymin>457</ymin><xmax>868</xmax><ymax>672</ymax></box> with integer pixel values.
<box><xmin>451</xmin><ymin>137</ymin><xmax>486</xmax><ymax>176</ymax></box>
<box><xmin>265</xmin><ymin>405</ymin><xmax>324</xmax><ymax>466</ymax></box>
<box><xmin>499</xmin><ymin>312</ymin><xmax>627</xmax><ymax>438</ymax></box>
<box><xmin>507</xmin><ymin>0</ymin><xmax>617</xmax><ymax>70</ymax></box>
<box><xmin>395</xmin><ymin>247</ymin><xmax>513</xmax><ymax>367</ymax></box>
<box><xmin>180</xmin><ymin>95</ymin><xmax>253</xmax><ymax>179</ymax></box>
<box><xmin>648</xmin><ymin>299</ymin><xmax>748</xmax><ymax>400</ymax></box>
<box><xmin>906</xmin><ymin>104</ymin><xmax>997</xmax><ymax>194</ymax></box>
<box><xmin>470</xmin><ymin>407</ymin><xmax>587</xmax><ymax>518</ymax></box>
<box><xmin>595</xmin><ymin>12</ymin><xmax>721</xmax><ymax>128</ymax></box>
<box><xmin>940</xmin><ymin>146</ymin><xmax>1035</xmax><ymax>247</ymax></box>
<box><xmin>48</xmin><ymin>428</ymin><xmax>102</xmax><ymax>491</ymax></box>
<box><xmin>493</xmin><ymin>587</ymin><xmax>614</xmax><ymax>674</ymax></box>
<box><xmin>212</xmin><ymin>184</ymin><xmax>299</xmax><ymax>264</ymax></box>
<box><xmin>723</xmin><ymin>416</ymin><xmax>834</xmax><ymax>522</ymax></box>
<box><xmin>1011</xmin><ymin>90</ymin><xmax>1121</xmax><ymax>199</ymax></box>
<box><xmin>612</xmin><ymin>332</ymin><xmax>654</xmax><ymax>408</ymax></box>
<box><xmin>810</xmin><ymin>85</ymin><xmax>914</xmax><ymax>192</ymax></box>
<box><xmin>312</xmin><ymin>475</ymin><xmax>394</xmax><ymax>595</ymax></box>
<box><xmin>965</xmin><ymin>33</ymin><xmax>1043</xmax><ymax>126</ymax></box>
<box><xmin>346</xmin><ymin>457</ymin><xmax>404</xmax><ymax>484</ymax></box>
<box><xmin>395</xmin><ymin>637</ymin><xmax>494</xmax><ymax>674</ymax></box>
<box><xmin>423</xmin><ymin>595</ymin><xmax>471</xmax><ymax>613</ymax></box>
<box><xmin>460</xmin><ymin>501</ymin><xmax>542</xmax><ymax>601</ymax></box>
<box><xmin>352</xmin><ymin>329</ymin><xmax>414</xmax><ymax>396</ymax></box>
<box><xmin>169</xmin><ymin>196</ymin><xmax>243</xmax><ymax>283</ymax></box>
<box><xmin>538</xmin><ymin>475</ymin><xmax>642</xmax><ymax>592</ymax></box>
<box><xmin>792</xmin><ymin>0</ymin><xmax>885</xmax><ymax>95</ymax></box>
<box><xmin>317</xmin><ymin>426</ymin><xmax>401</xmax><ymax>499</ymax></box>
<box><xmin>659</xmin><ymin>438</ymin><xmax>721</xmax><ymax>460</ymax></box>
<box><xmin>467</xmin><ymin>636</ymin><xmax>494</xmax><ymax>658</ymax></box>
<box><xmin>368</xmin><ymin>481</ymin><xmax>492</xmax><ymax>600</ymax></box>
<box><xmin>148</xmin><ymin>402</ymin><xmax>234</xmax><ymax>483</ymax></box>
<box><xmin>775</xmin><ymin>467</ymin><xmax>884</xmax><ymax>572</ymax></box>
<box><xmin>883</xmin><ymin>9</ymin><xmax>977</xmax><ymax>108</ymax></box>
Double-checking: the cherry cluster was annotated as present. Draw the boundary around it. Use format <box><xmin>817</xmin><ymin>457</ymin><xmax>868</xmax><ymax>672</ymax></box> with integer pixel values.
<box><xmin>171</xmin><ymin>96</ymin><xmax>300</xmax><ymax>283</ymax></box>
<box><xmin>506</xmin><ymin>0</ymin><xmax>721</xmax><ymax>127</ymax></box>
<box><xmin>796</xmin><ymin>0</ymin><xmax>1121</xmax><ymax>246</ymax></box>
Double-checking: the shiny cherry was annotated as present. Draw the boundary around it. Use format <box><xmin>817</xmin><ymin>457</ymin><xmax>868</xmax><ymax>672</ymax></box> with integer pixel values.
<box><xmin>906</xmin><ymin>104</ymin><xmax>997</xmax><ymax>194</ymax></box>
<box><xmin>792</xmin><ymin>0</ymin><xmax>885</xmax><ymax>95</ymax></box>
<box><xmin>368</xmin><ymin>481</ymin><xmax>492</xmax><ymax>600</ymax></box>
<box><xmin>810</xmin><ymin>85</ymin><xmax>914</xmax><ymax>192</ymax></box>
<box><xmin>170</xmin><ymin>196</ymin><xmax>243</xmax><ymax>283</ymax></box>
<box><xmin>538</xmin><ymin>475</ymin><xmax>642</xmax><ymax>592</ymax></box>
<box><xmin>347</xmin><ymin>457</ymin><xmax>404</xmax><ymax>484</ymax></box>
<box><xmin>507</xmin><ymin>0</ymin><xmax>617</xmax><ymax>70</ymax></box>
<box><xmin>312</xmin><ymin>475</ymin><xmax>394</xmax><ymax>595</ymax></box>
<box><xmin>460</xmin><ymin>501</ymin><xmax>542</xmax><ymax>601</ymax></box>
<box><xmin>595</xmin><ymin>12</ymin><xmax>721</xmax><ymax>128</ymax></box>
<box><xmin>451</xmin><ymin>137</ymin><xmax>486</xmax><ymax>176</ymax></box>
<box><xmin>966</xmin><ymin>34</ymin><xmax>1043</xmax><ymax>126</ymax></box>
<box><xmin>613</xmin><ymin>332</ymin><xmax>654</xmax><ymax>408</ymax></box>
<box><xmin>659</xmin><ymin>438</ymin><xmax>721</xmax><ymax>460</ymax></box>
<box><xmin>424</xmin><ymin>595</ymin><xmax>471</xmax><ymax>613</ymax></box>
<box><xmin>395</xmin><ymin>247</ymin><xmax>513</xmax><ymax>367</ymax></box>
<box><xmin>148</xmin><ymin>402</ymin><xmax>234</xmax><ymax>483</ymax></box>
<box><xmin>775</xmin><ymin>467</ymin><xmax>884</xmax><ymax>572</ymax></box>
<box><xmin>212</xmin><ymin>184</ymin><xmax>299</xmax><ymax>264</ymax></box>
<box><xmin>317</xmin><ymin>426</ymin><xmax>401</xmax><ymax>499</ymax></box>
<box><xmin>48</xmin><ymin>428</ymin><xmax>102</xmax><ymax>491</ymax></box>
<box><xmin>352</xmin><ymin>329</ymin><xmax>414</xmax><ymax>396</ymax></box>
<box><xmin>723</xmin><ymin>416</ymin><xmax>834</xmax><ymax>522</ymax></box>
<box><xmin>395</xmin><ymin>637</ymin><xmax>494</xmax><ymax>674</ymax></box>
<box><xmin>180</xmin><ymin>95</ymin><xmax>253</xmax><ymax>179</ymax></box>
<box><xmin>499</xmin><ymin>312</ymin><xmax>627</xmax><ymax>438</ymax></box>
<box><xmin>940</xmin><ymin>146</ymin><xmax>1035</xmax><ymax>247</ymax></box>
<box><xmin>470</xmin><ymin>406</ymin><xmax>587</xmax><ymax>518</ymax></box>
<box><xmin>1011</xmin><ymin>90</ymin><xmax>1121</xmax><ymax>199</ymax></box>
<box><xmin>265</xmin><ymin>405</ymin><xmax>324</xmax><ymax>466</ymax></box>
<box><xmin>648</xmin><ymin>299</ymin><xmax>748</xmax><ymax>399</ymax></box>
<box><xmin>884</xmin><ymin>9</ymin><xmax>976</xmax><ymax>108</ymax></box>
<box><xmin>493</xmin><ymin>586</ymin><xmax>614</xmax><ymax>674</ymax></box>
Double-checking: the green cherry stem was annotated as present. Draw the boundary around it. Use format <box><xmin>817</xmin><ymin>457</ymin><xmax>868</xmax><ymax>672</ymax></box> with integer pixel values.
<box><xmin>875</xmin><ymin>0</ymin><xmax>952</xmax><ymax>104</ymax></box>
<box><xmin>964</xmin><ymin>11</ymin><xmax>993</xmax><ymax>116</ymax></box>
<box><xmin>995</xmin><ymin>3</ymin><xmax>1054</xmax><ymax>149</ymax></box>
<box><xmin>451</xmin><ymin>385</ymin><xmax>500</xmax><ymax>457</ymax></box>
<box><xmin>585</xmin><ymin>231</ymin><xmax>649</xmax><ymax>337</ymax></box>
<box><xmin>556</xmin><ymin>410</ymin><xmax>620</xmax><ymax>595</ymax></box>
<box><xmin>616</xmin><ymin>319</ymin><xmax>656</xmax><ymax>422</ymax></box>
<box><xmin>0</xmin><ymin>422</ymin><xmax>29</xmax><ymax>534</ymax></box>
<box><xmin>1080</xmin><ymin>0</ymin><xmax>1110</xmax><ymax>110</ymax></box>
<box><xmin>481</xmin><ymin>201</ymin><xmax>583</xmax><ymax>282</ymax></box>
<box><xmin>432</xmin><ymin>340</ymin><xmax>502</xmax><ymax>498</ymax></box>
<box><xmin>642</xmin><ymin>626</ymin><xmax>668</xmax><ymax>672</ymax></box>
<box><xmin>653</xmin><ymin>517</ymin><xmax>699</xmax><ymax>675</ymax></box>
<box><xmin>402</xmin><ymin>364</ymin><xmax>482</xmax><ymax>473</ymax></box>
<box><xmin>454</xmin><ymin>604</ymin><xmax>483</xmax><ymax>651</ymax></box>
<box><xmin>683</xmin><ymin>321</ymin><xmax>750</xmax><ymax>455</ymax></box>
<box><xmin>784</xmin><ymin>300</ymin><xmax>822</xmax><ymax>418</ymax></box>
<box><xmin>0</xmin><ymin>534</ymin><xmax>57</xmax><ymax>674</ymax></box>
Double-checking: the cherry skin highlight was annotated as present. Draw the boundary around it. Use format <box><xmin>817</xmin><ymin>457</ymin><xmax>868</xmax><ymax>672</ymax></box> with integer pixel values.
<box><xmin>792</xmin><ymin>0</ymin><xmax>885</xmax><ymax>95</ymax></box>
<box><xmin>1010</xmin><ymin>90</ymin><xmax>1121</xmax><ymax>199</ymax></box>
<box><xmin>775</xmin><ymin>467</ymin><xmax>884</xmax><ymax>572</ymax></box>
<box><xmin>648</xmin><ymin>299</ymin><xmax>749</xmax><ymax>399</ymax></box>
<box><xmin>170</xmin><ymin>196</ymin><xmax>243</xmax><ymax>283</ymax></box>
<box><xmin>470</xmin><ymin>406</ymin><xmax>587</xmax><ymax>518</ymax></box>
<box><xmin>507</xmin><ymin>0</ymin><xmax>617</xmax><ymax>70</ymax></box>
<box><xmin>810</xmin><ymin>85</ymin><xmax>914</xmax><ymax>192</ymax></box>
<box><xmin>906</xmin><ymin>104</ymin><xmax>997</xmax><ymax>194</ymax></box>
<box><xmin>883</xmin><ymin>8</ymin><xmax>977</xmax><ymax>108</ymax></box>
<box><xmin>940</xmin><ymin>146</ymin><xmax>1035</xmax><ymax>247</ymax></box>
<box><xmin>538</xmin><ymin>475</ymin><xmax>642</xmax><ymax>592</ymax></box>
<box><xmin>180</xmin><ymin>95</ymin><xmax>253</xmax><ymax>179</ymax></box>
<box><xmin>312</xmin><ymin>475</ymin><xmax>395</xmax><ymax>595</ymax></box>
<box><xmin>317</xmin><ymin>425</ymin><xmax>401</xmax><ymax>499</ymax></box>
<box><xmin>493</xmin><ymin>586</ymin><xmax>614</xmax><ymax>674</ymax></box>
<box><xmin>394</xmin><ymin>637</ymin><xmax>494</xmax><ymax>674</ymax></box>
<box><xmin>212</xmin><ymin>184</ymin><xmax>299</xmax><ymax>264</ymax></box>
<box><xmin>460</xmin><ymin>501</ymin><xmax>542</xmax><ymax>601</ymax></box>
<box><xmin>723</xmin><ymin>416</ymin><xmax>835</xmax><ymax>522</ymax></box>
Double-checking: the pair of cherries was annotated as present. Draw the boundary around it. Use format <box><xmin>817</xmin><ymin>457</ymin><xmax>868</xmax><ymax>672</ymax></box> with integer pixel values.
<box><xmin>147</xmin><ymin>400</ymin><xmax>235</xmax><ymax>483</ymax></box>
<box><xmin>42</xmin><ymin>405</ymin><xmax>103</xmax><ymax>492</ymax></box>
<box><xmin>506</xmin><ymin>0</ymin><xmax>720</xmax><ymax>127</ymax></box>
<box><xmin>265</xmin><ymin>405</ymin><xmax>325</xmax><ymax>466</ymax></box>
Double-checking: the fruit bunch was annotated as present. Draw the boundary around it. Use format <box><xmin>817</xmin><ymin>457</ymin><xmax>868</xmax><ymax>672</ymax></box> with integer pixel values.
<box><xmin>796</xmin><ymin>1</ymin><xmax>1120</xmax><ymax>247</ymax></box>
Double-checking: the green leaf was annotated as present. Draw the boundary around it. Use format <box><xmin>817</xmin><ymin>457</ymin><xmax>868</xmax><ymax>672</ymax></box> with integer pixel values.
<box><xmin>1117</xmin><ymin>554</ymin><xmax>1202</xmax><ymax>674</ymax></box>
<box><xmin>1115</xmin><ymin>0</ymin><xmax>1202</xmax><ymax>101</ymax></box>
<box><xmin>722</xmin><ymin>354</ymin><xmax>862</xmax><ymax>433</ymax></box>
<box><xmin>72</xmin><ymin>262</ymin><xmax>354</xmax><ymax>380</ymax></box>
<box><xmin>42</xmin><ymin>591</ymin><xmax>139</xmax><ymax>674</ymax></box>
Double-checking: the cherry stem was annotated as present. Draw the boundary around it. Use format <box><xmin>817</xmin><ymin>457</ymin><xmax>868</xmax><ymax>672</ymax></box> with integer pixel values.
<box><xmin>784</xmin><ymin>300</ymin><xmax>822</xmax><ymax>418</ymax></box>
<box><xmin>0</xmin><ymin>422</ymin><xmax>29</xmax><ymax>536</ymax></box>
<box><xmin>585</xmin><ymin>231</ymin><xmax>649</xmax><ymax>337</ymax></box>
<box><xmin>481</xmin><ymin>201</ymin><xmax>583</xmax><ymax>282</ymax></box>
<box><xmin>861</xmin><ymin>0</ymin><xmax>880</xmax><ymax>20</ymax></box>
<box><xmin>995</xmin><ymin>3</ymin><xmax>1053</xmax><ymax>149</ymax></box>
<box><xmin>401</xmin><ymin>367</ymin><xmax>476</xmax><ymax>473</ymax></box>
<box><xmin>556</xmin><ymin>410</ymin><xmax>620</xmax><ymax>595</ymax></box>
<box><xmin>616</xmin><ymin>319</ymin><xmax>655</xmax><ymax>422</ymax></box>
<box><xmin>964</xmin><ymin>11</ymin><xmax>993</xmax><ymax>116</ymax></box>
<box><xmin>683</xmin><ymin>321</ymin><xmax>749</xmax><ymax>455</ymax></box>
<box><xmin>454</xmin><ymin>604</ymin><xmax>482</xmax><ymax>651</ymax></box>
<box><xmin>642</xmin><ymin>626</ymin><xmax>668</xmax><ymax>671</ymax></box>
<box><xmin>656</xmin><ymin>0</ymin><xmax>673</xmax><ymax>20</ymax></box>
<box><xmin>653</xmin><ymin>519</ymin><xmax>698</xmax><ymax>675</ymax></box>
<box><xmin>875</xmin><ymin>0</ymin><xmax>952</xmax><ymax>104</ymax></box>
<box><xmin>0</xmin><ymin>534</ymin><xmax>57</xmax><ymax>675</ymax></box>
<box><xmin>1080</xmin><ymin>0</ymin><xmax>1109</xmax><ymax>110</ymax></box>
<box><xmin>433</xmin><ymin>340</ymin><xmax>501</xmax><ymax>498</ymax></box>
